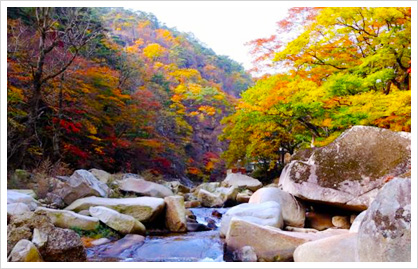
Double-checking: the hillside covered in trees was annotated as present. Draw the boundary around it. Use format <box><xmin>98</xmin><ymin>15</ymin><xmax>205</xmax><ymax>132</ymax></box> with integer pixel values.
<box><xmin>7</xmin><ymin>7</ymin><xmax>411</xmax><ymax>184</ymax></box>
<box><xmin>7</xmin><ymin>7</ymin><xmax>252</xmax><ymax>182</ymax></box>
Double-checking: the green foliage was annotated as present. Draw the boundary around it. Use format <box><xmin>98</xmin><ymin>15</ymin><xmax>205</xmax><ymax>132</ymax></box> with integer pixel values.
<box><xmin>71</xmin><ymin>223</ymin><xmax>120</xmax><ymax>240</ymax></box>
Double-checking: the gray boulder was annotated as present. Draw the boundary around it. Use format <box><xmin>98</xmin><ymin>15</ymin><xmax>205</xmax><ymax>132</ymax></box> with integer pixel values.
<box><xmin>7</xmin><ymin>190</ymin><xmax>40</xmax><ymax>210</ymax></box>
<box><xmin>222</xmin><ymin>172</ymin><xmax>262</xmax><ymax>191</ymax></box>
<box><xmin>249</xmin><ymin>187</ymin><xmax>305</xmax><ymax>227</ymax></box>
<box><xmin>357</xmin><ymin>178</ymin><xmax>411</xmax><ymax>262</ymax></box>
<box><xmin>293</xmin><ymin>232</ymin><xmax>357</xmax><ymax>262</ymax></box>
<box><xmin>89</xmin><ymin>206</ymin><xmax>146</xmax><ymax>235</ymax></box>
<box><xmin>35</xmin><ymin>207</ymin><xmax>99</xmax><ymax>231</ymax></box>
<box><xmin>280</xmin><ymin>126</ymin><xmax>411</xmax><ymax>211</ymax></box>
<box><xmin>89</xmin><ymin>168</ymin><xmax>112</xmax><ymax>184</ymax></box>
<box><xmin>118</xmin><ymin>176</ymin><xmax>174</xmax><ymax>198</ymax></box>
<box><xmin>51</xmin><ymin>169</ymin><xmax>111</xmax><ymax>205</ymax></box>
<box><xmin>225</xmin><ymin>218</ymin><xmax>348</xmax><ymax>262</ymax></box>
<box><xmin>65</xmin><ymin>196</ymin><xmax>165</xmax><ymax>223</ymax></box>
<box><xmin>220</xmin><ymin>201</ymin><xmax>283</xmax><ymax>237</ymax></box>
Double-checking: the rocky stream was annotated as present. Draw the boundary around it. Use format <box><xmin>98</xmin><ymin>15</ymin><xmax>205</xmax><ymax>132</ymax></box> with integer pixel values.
<box><xmin>6</xmin><ymin>126</ymin><xmax>412</xmax><ymax>262</ymax></box>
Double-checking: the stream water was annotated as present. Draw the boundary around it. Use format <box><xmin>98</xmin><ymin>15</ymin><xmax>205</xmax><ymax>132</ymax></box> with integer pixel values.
<box><xmin>86</xmin><ymin>207</ymin><xmax>229</xmax><ymax>262</ymax></box>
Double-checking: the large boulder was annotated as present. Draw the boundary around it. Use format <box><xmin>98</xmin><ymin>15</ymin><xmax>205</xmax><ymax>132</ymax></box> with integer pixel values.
<box><xmin>164</xmin><ymin>196</ymin><xmax>187</xmax><ymax>232</ymax></box>
<box><xmin>197</xmin><ymin>189</ymin><xmax>224</xmax><ymax>207</ymax></box>
<box><xmin>89</xmin><ymin>206</ymin><xmax>145</xmax><ymax>235</ymax></box>
<box><xmin>64</xmin><ymin>196</ymin><xmax>165</xmax><ymax>223</ymax></box>
<box><xmin>35</xmin><ymin>207</ymin><xmax>100</xmax><ymax>231</ymax></box>
<box><xmin>279</xmin><ymin>126</ymin><xmax>411</xmax><ymax>211</ymax></box>
<box><xmin>357</xmin><ymin>178</ymin><xmax>411</xmax><ymax>262</ymax></box>
<box><xmin>89</xmin><ymin>168</ymin><xmax>112</xmax><ymax>184</ymax></box>
<box><xmin>7</xmin><ymin>190</ymin><xmax>40</xmax><ymax>210</ymax></box>
<box><xmin>118</xmin><ymin>176</ymin><xmax>174</xmax><ymax>198</ymax></box>
<box><xmin>222</xmin><ymin>172</ymin><xmax>262</xmax><ymax>191</ymax></box>
<box><xmin>7</xmin><ymin>239</ymin><xmax>43</xmax><ymax>262</ymax></box>
<box><xmin>249</xmin><ymin>187</ymin><xmax>305</xmax><ymax>227</ymax></box>
<box><xmin>41</xmin><ymin>227</ymin><xmax>87</xmax><ymax>262</ymax></box>
<box><xmin>220</xmin><ymin>201</ymin><xmax>283</xmax><ymax>237</ymax></box>
<box><xmin>51</xmin><ymin>169</ymin><xmax>111</xmax><ymax>205</ymax></box>
<box><xmin>225</xmin><ymin>218</ymin><xmax>348</xmax><ymax>262</ymax></box>
<box><xmin>293</xmin><ymin>232</ymin><xmax>358</xmax><ymax>262</ymax></box>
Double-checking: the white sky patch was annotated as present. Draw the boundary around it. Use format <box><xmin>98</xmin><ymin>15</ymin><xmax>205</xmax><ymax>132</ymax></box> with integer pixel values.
<box><xmin>123</xmin><ymin>1</ymin><xmax>290</xmax><ymax>71</ymax></box>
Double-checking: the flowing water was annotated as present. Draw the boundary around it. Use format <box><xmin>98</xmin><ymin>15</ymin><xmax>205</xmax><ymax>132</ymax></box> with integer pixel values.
<box><xmin>86</xmin><ymin>207</ymin><xmax>229</xmax><ymax>262</ymax></box>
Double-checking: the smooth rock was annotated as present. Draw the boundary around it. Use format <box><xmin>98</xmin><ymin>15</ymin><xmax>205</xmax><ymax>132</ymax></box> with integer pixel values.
<box><xmin>293</xmin><ymin>232</ymin><xmax>358</xmax><ymax>262</ymax></box>
<box><xmin>349</xmin><ymin>211</ymin><xmax>366</xmax><ymax>233</ymax></box>
<box><xmin>222</xmin><ymin>172</ymin><xmax>262</xmax><ymax>191</ymax></box>
<box><xmin>225</xmin><ymin>218</ymin><xmax>349</xmax><ymax>262</ymax></box>
<box><xmin>7</xmin><ymin>239</ymin><xmax>43</xmax><ymax>262</ymax></box>
<box><xmin>7</xmin><ymin>190</ymin><xmax>40</xmax><ymax>210</ymax></box>
<box><xmin>220</xmin><ymin>201</ymin><xmax>283</xmax><ymax>237</ymax></box>
<box><xmin>51</xmin><ymin>169</ymin><xmax>111</xmax><ymax>205</ymax></box>
<box><xmin>236</xmin><ymin>189</ymin><xmax>253</xmax><ymax>204</ymax></box>
<box><xmin>249</xmin><ymin>187</ymin><xmax>305</xmax><ymax>227</ymax></box>
<box><xmin>89</xmin><ymin>168</ymin><xmax>112</xmax><ymax>184</ymax></box>
<box><xmin>279</xmin><ymin>126</ymin><xmax>411</xmax><ymax>211</ymax></box>
<box><xmin>357</xmin><ymin>178</ymin><xmax>411</xmax><ymax>262</ymax></box>
<box><xmin>65</xmin><ymin>196</ymin><xmax>165</xmax><ymax>223</ymax></box>
<box><xmin>35</xmin><ymin>207</ymin><xmax>99</xmax><ymax>231</ymax></box>
<box><xmin>164</xmin><ymin>196</ymin><xmax>187</xmax><ymax>232</ymax></box>
<box><xmin>118</xmin><ymin>176</ymin><xmax>174</xmax><ymax>198</ymax></box>
<box><xmin>198</xmin><ymin>189</ymin><xmax>224</xmax><ymax>207</ymax></box>
<box><xmin>9</xmin><ymin>189</ymin><xmax>37</xmax><ymax>199</ymax></box>
<box><xmin>7</xmin><ymin>203</ymin><xmax>31</xmax><ymax>215</ymax></box>
<box><xmin>89</xmin><ymin>206</ymin><xmax>145</xmax><ymax>235</ymax></box>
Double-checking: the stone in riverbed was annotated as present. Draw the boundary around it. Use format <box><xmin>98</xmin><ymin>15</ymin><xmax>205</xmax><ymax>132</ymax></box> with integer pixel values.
<box><xmin>197</xmin><ymin>189</ymin><xmax>224</xmax><ymax>207</ymax></box>
<box><xmin>89</xmin><ymin>168</ymin><xmax>112</xmax><ymax>184</ymax></box>
<box><xmin>89</xmin><ymin>206</ymin><xmax>146</xmax><ymax>235</ymax></box>
<box><xmin>279</xmin><ymin>126</ymin><xmax>411</xmax><ymax>211</ymax></box>
<box><xmin>7</xmin><ymin>239</ymin><xmax>43</xmax><ymax>262</ymax></box>
<box><xmin>164</xmin><ymin>196</ymin><xmax>187</xmax><ymax>232</ymax></box>
<box><xmin>220</xmin><ymin>201</ymin><xmax>284</xmax><ymax>237</ymax></box>
<box><xmin>65</xmin><ymin>196</ymin><xmax>165</xmax><ymax>223</ymax></box>
<box><xmin>118</xmin><ymin>176</ymin><xmax>174</xmax><ymax>198</ymax></box>
<box><xmin>293</xmin><ymin>232</ymin><xmax>358</xmax><ymax>262</ymax></box>
<box><xmin>222</xmin><ymin>172</ymin><xmax>262</xmax><ymax>191</ymax></box>
<box><xmin>225</xmin><ymin>218</ymin><xmax>348</xmax><ymax>262</ymax></box>
<box><xmin>357</xmin><ymin>178</ymin><xmax>411</xmax><ymax>262</ymax></box>
<box><xmin>7</xmin><ymin>203</ymin><xmax>31</xmax><ymax>216</ymax></box>
<box><xmin>7</xmin><ymin>190</ymin><xmax>40</xmax><ymax>210</ymax></box>
<box><xmin>249</xmin><ymin>187</ymin><xmax>305</xmax><ymax>227</ymax></box>
<box><xmin>41</xmin><ymin>227</ymin><xmax>87</xmax><ymax>262</ymax></box>
<box><xmin>35</xmin><ymin>207</ymin><xmax>100</xmax><ymax>231</ymax></box>
<box><xmin>51</xmin><ymin>169</ymin><xmax>111</xmax><ymax>205</ymax></box>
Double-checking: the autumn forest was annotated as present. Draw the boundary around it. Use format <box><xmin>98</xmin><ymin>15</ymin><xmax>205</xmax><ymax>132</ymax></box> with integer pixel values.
<box><xmin>7</xmin><ymin>7</ymin><xmax>411</xmax><ymax>184</ymax></box>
